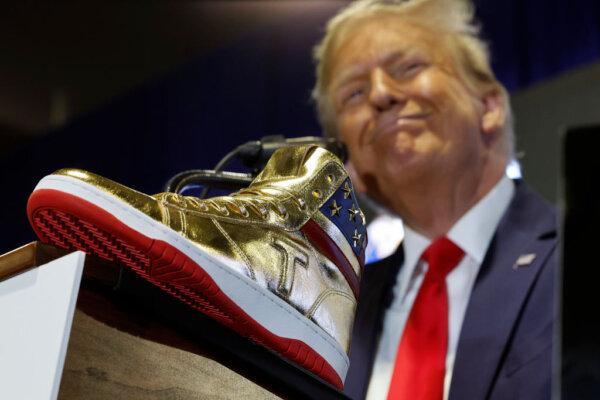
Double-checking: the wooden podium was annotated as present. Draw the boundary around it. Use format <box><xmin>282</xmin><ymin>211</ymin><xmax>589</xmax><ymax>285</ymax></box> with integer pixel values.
<box><xmin>0</xmin><ymin>242</ymin><xmax>349</xmax><ymax>400</ymax></box>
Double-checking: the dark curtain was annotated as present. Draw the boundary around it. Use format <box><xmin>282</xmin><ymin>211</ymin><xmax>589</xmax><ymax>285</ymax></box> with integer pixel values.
<box><xmin>2</xmin><ymin>0</ymin><xmax>600</xmax><ymax>252</ymax></box>
<box><xmin>475</xmin><ymin>0</ymin><xmax>600</xmax><ymax>89</ymax></box>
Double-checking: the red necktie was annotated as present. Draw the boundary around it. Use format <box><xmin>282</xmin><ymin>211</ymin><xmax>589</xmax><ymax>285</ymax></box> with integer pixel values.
<box><xmin>387</xmin><ymin>237</ymin><xmax>465</xmax><ymax>400</ymax></box>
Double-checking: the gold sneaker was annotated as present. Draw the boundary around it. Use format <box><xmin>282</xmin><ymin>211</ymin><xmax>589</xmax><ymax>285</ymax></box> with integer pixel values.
<box><xmin>27</xmin><ymin>145</ymin><xmax>367</xmax><ymax>389</ymax></box>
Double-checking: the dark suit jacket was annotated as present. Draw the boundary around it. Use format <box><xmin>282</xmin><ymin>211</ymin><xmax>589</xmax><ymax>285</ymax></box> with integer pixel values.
<box><xmin>344</xmin><ymin>182</ymin><xmax>558</xmax><ymax>400</ymax></box>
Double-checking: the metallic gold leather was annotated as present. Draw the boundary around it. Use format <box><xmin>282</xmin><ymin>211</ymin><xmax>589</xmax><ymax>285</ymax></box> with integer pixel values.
<box><xmin>51</xmin><ymin>145</ymin><xmax>365</xmax><ymax>352</ymax></box>
<box><xmin>54</xmin><ymin>169</ymin><xmax>165</xmax><ymax>223</ymax></box>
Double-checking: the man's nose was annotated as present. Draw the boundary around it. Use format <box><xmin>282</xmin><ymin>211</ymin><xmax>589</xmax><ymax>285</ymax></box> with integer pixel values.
<box><xmin>368</xmin><ymin>68</ymin><xmax>404</xmax><ymax>112</ymax></box>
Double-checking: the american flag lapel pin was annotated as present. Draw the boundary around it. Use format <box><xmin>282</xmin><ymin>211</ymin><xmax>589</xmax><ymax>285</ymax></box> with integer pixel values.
<box><xmin>513</xmin><ymin>253</ymin><xmax>536</xmax><ymax>270</ymax></box>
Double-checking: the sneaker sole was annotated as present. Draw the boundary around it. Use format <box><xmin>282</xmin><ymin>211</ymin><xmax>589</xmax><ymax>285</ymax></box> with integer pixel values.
<box><xmin>27</xmin><ymin>174</ymin><xmax>348</xmax><ymax>389</ymax></box>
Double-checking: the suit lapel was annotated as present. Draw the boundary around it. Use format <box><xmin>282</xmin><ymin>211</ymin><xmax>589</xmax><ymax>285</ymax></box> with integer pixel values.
<box><xmin>449</xmin><ymin>183</ymin><xmax>557</xmax><ymax>399</ymax></box>
<box><xmin>343</xmin><ymin>246</ymin><xmax>404</xmax><ymax>400</ymax></box>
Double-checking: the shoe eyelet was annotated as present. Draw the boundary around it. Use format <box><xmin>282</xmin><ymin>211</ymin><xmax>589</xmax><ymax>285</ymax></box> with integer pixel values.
<box><xmin>296</xmin><ymin>198</ymin><xmax>306</xmax><ymax>211</ymax></box>
<box><xmin>238</xmin><ymin>205</ymin><xmax>250</xmax><ymax>217</ymax></box>
<box><xmin>312</xmin><ymin>190</ymin><xmax>322</xmax><ymax>199</ymax></box>
<box><xmin>199</xmin><ymin>203</ymin><xmax>209</xmax><ymax>211</ymax></box>
<box><xmin>220</xmin><ymin>206</ymin><xmax>230</xmax><ymax>216</ymax></box>
<box><xmin>276</xmin><ymin>205</ymin><xmax>288</xmax><ymax>220</ymax></box>
<box><xmin>326</xmin><ymin>174</ymin><xmax>334</xmax><ymax>183</ymax></box>
<box><xmin>260</xmin><ymin>207</ymin><xmax>269</xmax><ymax>219</ymax></box>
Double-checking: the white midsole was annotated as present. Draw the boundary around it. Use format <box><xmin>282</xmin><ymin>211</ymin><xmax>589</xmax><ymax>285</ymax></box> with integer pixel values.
<box><xmin>33</xmin><ymin>175</ymin><xmax>349</xmax><ymax>381</ymax></box>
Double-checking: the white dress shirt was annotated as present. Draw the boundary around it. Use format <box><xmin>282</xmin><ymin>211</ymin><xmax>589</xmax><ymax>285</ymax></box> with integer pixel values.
<box><xmin>366</xmin><ymin>176</ymin><xmax>515</xmax><ymax>400</ymax></box>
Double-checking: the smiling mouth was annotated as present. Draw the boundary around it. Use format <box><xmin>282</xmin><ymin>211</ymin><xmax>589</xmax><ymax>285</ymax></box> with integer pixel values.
<box><xmin>397</xmin><ymin>113</ymin><xmax>430</xmax><ymax>120</ymax></box>
<box><xmin>371</xmin><ymin>113</ymin><xmax>430</xmax><ymax>142</ymax></box>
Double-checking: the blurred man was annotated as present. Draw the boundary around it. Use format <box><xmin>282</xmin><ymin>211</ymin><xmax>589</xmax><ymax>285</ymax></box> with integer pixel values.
<box><xmin>312</xmin><ymin>0</ymin><xmax>557</xmax><ymax>399</ymax></box>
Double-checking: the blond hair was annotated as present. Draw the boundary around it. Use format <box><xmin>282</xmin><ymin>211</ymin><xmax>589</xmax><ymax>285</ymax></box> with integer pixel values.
<box><xmin>312</xmin><ymin>0</ymin><xmax>514</xmax><ymax>157</ymax></box>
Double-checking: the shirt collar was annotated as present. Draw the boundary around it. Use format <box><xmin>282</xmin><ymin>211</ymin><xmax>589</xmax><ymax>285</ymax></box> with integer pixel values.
<box><xmin>393</xmin><ymin>224</ymin><xmax>429</xmax><ymax>304</ymax></box>
<box><xmin>395</xmin><ymin>176</ymin><xmax>515</xmax><ymax>300</ymax></box>
<box><xmin>447</xmin><ymin>175</ymin><xmax>515</xmax><ymax>264</ymax></box>
<box><xmin>402</xmin><ymin>224</ymin><xmax>430</xmax><ymax>280</ymax></box>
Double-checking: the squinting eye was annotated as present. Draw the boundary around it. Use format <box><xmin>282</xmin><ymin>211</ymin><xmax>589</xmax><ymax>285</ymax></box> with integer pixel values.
<box><xmin>405</xmin><ymin>62</ymin><xmax>426</xmax><ymax>75</ymax></box>
<box><xmin>343</xmin><ymin>88</ymin><xmax>364</xmax><ymax>106</ymax></box>
<box><xmin>390</xmin><ymin>61</ymin><xmax>426</xmax><ymax>80</ymax></box>
<box><xmin>406</xmin><ymin>63</ymin><xmax>421</xmax><ymax>71</ymax></box>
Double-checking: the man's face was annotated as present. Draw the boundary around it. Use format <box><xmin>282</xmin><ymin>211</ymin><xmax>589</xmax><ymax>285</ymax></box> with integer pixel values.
<box><xmin>327</xmin><ymin>15</ymin><xmax>488</xmax><ymax>206</ymax></box>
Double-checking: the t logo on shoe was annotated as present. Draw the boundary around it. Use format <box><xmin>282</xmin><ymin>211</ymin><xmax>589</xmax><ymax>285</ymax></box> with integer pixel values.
<box><xmin>271</xmin><ymin>238</ymin><xmax>309</xmax><ymax>298</ymax></box>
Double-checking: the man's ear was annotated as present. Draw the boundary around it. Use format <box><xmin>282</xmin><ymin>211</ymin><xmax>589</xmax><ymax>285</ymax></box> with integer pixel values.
<box><xmin>481</xmin><ymin>89</ymin><xmax>506</xmax><ymax>135</ymax></box>
<box><xmin>345</xmin><ymin>161</ymin><xmax>367</xmax><ymax>194</ymax></box>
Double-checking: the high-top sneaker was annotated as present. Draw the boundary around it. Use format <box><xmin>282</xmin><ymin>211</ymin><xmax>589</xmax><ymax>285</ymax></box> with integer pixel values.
<box><xmin>27</xmin><ymin>145</ymin><xmax>367</xmax><ymax>389</ymax></box>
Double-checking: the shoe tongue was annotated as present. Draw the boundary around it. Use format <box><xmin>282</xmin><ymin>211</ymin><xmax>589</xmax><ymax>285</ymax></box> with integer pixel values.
<box><xmin>252</xmin><ymin>145</ymin><xmax>321</xmax><ymax>185</ymax></box>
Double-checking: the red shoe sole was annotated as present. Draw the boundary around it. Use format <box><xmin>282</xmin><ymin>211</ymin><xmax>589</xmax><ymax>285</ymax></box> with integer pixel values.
<box><xmin>27</xmin><ymin>188</ymin><xmax>343</xmax><ymax>389</ymax></box>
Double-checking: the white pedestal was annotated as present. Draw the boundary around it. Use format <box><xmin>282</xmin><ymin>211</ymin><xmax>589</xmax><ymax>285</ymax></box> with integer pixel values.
<box><xmin>0</xmin><ymin>251</ymin><xmax>85</xmax><ymax>400</ymax></box>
